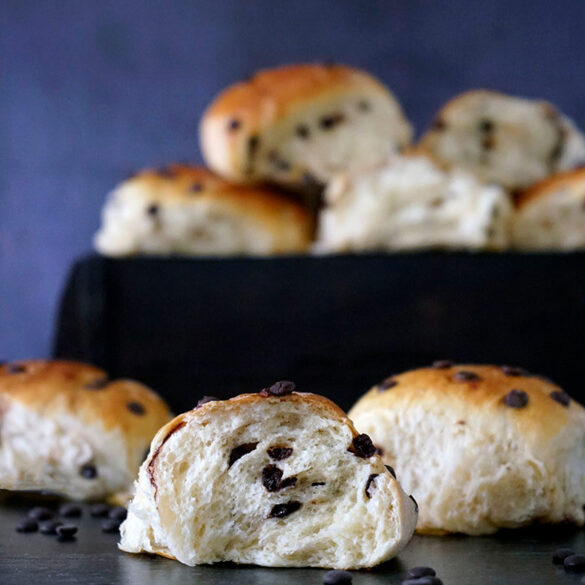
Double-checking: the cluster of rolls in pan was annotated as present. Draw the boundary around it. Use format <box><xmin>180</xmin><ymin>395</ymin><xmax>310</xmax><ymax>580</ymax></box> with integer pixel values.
<box><xmin>94</xmin><ymin>63</ymin><xmax>585</xmax><ymax>256</ymax></box>
<box><xmin>3</xmin><ymin>359</ymin><xmax>585</xmax><ymax>569</ymax></box>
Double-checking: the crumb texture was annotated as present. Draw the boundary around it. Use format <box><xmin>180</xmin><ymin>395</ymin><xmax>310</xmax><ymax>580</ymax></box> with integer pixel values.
<box><xmin>120</xmin><ymin>392</ymin><xmax>417</xmax><ymax>568</ymax></box>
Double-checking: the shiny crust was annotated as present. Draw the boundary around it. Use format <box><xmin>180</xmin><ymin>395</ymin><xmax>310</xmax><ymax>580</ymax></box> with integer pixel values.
<box><xmin>0</xmin><ymin>360</ymin><xmax>172</xmax><ymax>455</ymax></box>
<box><xmin>350</xmin><ymin>364</ymin><xmax>579</xmax><ymax>442</ymax></box>
<box><xmin>515</xmin><ymin>167</ymin><xmax>585</xmax><ymax>209</ymax></box>
<box><xmin>202</xmin><ymin>63</ymin><xmax>391</xmax><ymax>130</ymax></box>
<box><xmin>104</xmin><ymin>164</ymin><xmax>313</xmax><ymax>253</ymax></box>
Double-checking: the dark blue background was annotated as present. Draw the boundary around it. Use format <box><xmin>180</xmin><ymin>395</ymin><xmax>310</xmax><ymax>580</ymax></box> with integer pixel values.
<box><xmin>2</xmin><ymin>0</ymin><xmax>584</xmax><ymax>360</ymax></box>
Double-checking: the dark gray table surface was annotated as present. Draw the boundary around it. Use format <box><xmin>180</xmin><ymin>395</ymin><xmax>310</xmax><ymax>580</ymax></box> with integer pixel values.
<box><xmin>1</xmin><ymin>498</ymin><xmax>585</xmax><ymax>585</ymax></box>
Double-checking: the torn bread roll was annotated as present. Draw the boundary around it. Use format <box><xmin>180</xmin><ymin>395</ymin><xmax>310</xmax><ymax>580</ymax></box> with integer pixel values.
<box><xmin>315</xmin><ymin>155</ymin><xmax>512</xmax><ymax>252</ymax></box>
<box><xmin>348</xmin><ymin>363</ymin><xmax>585</xmax><ymax>535</ymax></box>
<box><xmin>512</xmin><ymin>168</ymin><xmax>585</xmax><ymax>250</ymax></box>
<box><xmin>200</xmin><ymin>63</ymin><xmax>412</xmax><ymax>193</ymax></box>
<box><xmin>0</xmin><ymin>360</ymin><xmax>172</xmax><ymax>501</ymax></box>
<box><xmin>94</xmin><ymin>165</ymin><xmax>312</xmax><ymax>257</ymax></box>
<box><xmin>119</xmin><ymin>382</ymin><xmax>417</xmax><ymax>568</ymax></box>
<box><xmin>418</xmin><ymin>90</ymin><xmax>585</xmax><ymax>191</ymax></box>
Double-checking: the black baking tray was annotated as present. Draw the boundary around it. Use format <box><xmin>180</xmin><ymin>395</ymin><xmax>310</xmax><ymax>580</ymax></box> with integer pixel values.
<box><xmin>1</xmin><ymin>497</ymin><xmax>584</xmax><ymax>585</ymax></box>
<box><xmin>53</xmin><ymin>253</ymin><xmax>585</xmax><ymax>413</ymax></box>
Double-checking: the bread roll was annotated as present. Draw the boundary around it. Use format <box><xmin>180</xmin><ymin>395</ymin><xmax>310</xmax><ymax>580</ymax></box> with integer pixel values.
<box><xmin>418</xmin><ymin>90</ymin><xmax>585</xmax><ymax>191</ymax></box>
<box><xmin>0</xmin><ymin>360</ymin><xmax>172</xmax><ymax>501</ymax></box>
<box><xmin>513</xmin><ymin>168</ymin><xmax>585</xmax><ymax>250</ymax></box>
<box><xmin>119</xmin><ymin>383</ymin><xmax>417</xmax><ymax>568</ymax></box>
<box><xmin>94</xmin><ymin>165</ymin><xmax>312</xmax><ymax>257</ymax></box>
<box><xmin>315</xmin><ymin>155</ymin><xmax>511</xmax><ymax>252</ymax></box>
<box><xmin>348</xmin><ymin>363</ymin><xmax>585</xmax><ymax>535</ymax></box>
<box><xmin>200</xmin><ymin>64</ymin><xmax>412</xmax><ymax>193</ymax></box>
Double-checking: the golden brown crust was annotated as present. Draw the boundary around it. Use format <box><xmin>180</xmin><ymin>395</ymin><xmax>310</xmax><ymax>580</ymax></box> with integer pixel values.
<box><xmin>0</xmin><ymin>360</ymin><xmax>172</xmax><ymax>452</ymax></box>
<box><xmin>515</xmin><ymin>167</ymin><xmax>585</xmax><ymax>209</ymax></box>
<box><xmin>114</xmin><ymin>164</ymin><xmax>313</xmax><ymax>249</ymax></box>
<box><xmin>350</xmin><ymin>364</ymin><xmax>578</xmax><ymax>441</ymax></box>
<box><xmin>203</xmin><ymin>64</ymin><xmax>390</xmax><ymax>131</ymax></box>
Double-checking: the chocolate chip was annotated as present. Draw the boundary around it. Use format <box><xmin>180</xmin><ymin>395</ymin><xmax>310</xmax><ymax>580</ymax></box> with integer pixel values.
<box><xmin>374</xmin><ymin>445</ymin><xmax>384</xmax><ymax>456</ymax></box>
<box><xmin>190</xmin><ymin>182</ymin><xmax>203</xmax><ymax>193</ymax></box>
<box><xmin>357</xmin><ymin>100</ymin><xmax>371</xmax><ymax>112</ymax></box>
<box><xmin>262</xmin><ymin>465</ymin><xmax>297</xmax><ymax>492</ymax></box>
<box><xmin>261</xmin><ymin>380</ymin><xmax>296</xmax><ymax>397</ymax></box>
<box><xmin>127</xmin><ymin>401</ymin><xmax>145</xmax><ymax>415</ymax></box>
<box><xmin>403</xmin><ymin>578</ymin><xmax>443</xmax><ymax>585</ymax></box>
<box><xmin>195</xmin><ymin>395</ymin><xmax>219</xmax><ymax>408</ymax></box>
<box><xmin>323</xmin><ymin>570</ymin><xmax>353</xmax><ymax>584</ymax></box>
<box><xmin>6</xmin><ymin>363</ymin><xmax>26</xmax><ymax>374</ymax></box>
<box><xmin>101</xmin><ymin>519</ymin><xmax>122</xmax><ymax>534</ymax></box>
<box><xmin>85</xmin><ymin>377</ymin><xmax>109</xmax><ymax>390</ymax></box>
<box><xmin>564</xmin><ymin>554</ymin><xmax>585</xmax><ymax>572</ymax></box>
<box><xmin>377</xmin><ymin>377</ymin><xmax>398</xmax><ymax>391</ymax></box>
<box><xmin>479</xmin><ymin>118</ymin><xmax>494</xmax><ymax>133</ymax></box>
<box><xmin>312</xmin><ymin>481</ymin><xmax>326</xmax><ymax>486</ymax></box>
<box><xmin>365</xmin><ymin>474</ymin><xmax>379</xmax><ymax>499</ymax></box>
<box><xmin>80</xmin><ymin>464</ymin><xmax>98</xmax><ymax>479</ymax></box>
<box><xmin>267</xmin><ymin>446</ymin><xmax>293</xmax><ymax>461</ymax></box>
<box><xmin>269</xmin><ymin>501</ymin><xmax>302</xmax><ymax>518</ymax></box>
<box><xmin>39</xmin><ymin>520</ymin><xmax>63</xmax><ymax>535</ymax></box>
<box><xmin>16</xmin><ymin>518</ymin><xmax>38</xmax><ymax>533</ymax></box>
<box><xmin>59</xmin><ymin>504</ymin><xmax>82</xmax><ymax>518</ymax></box>
<box><xmin>146</xmin><ymin>204</ymin><xmax>159</xmax><ymax>217</ymax></box>
<box><xmin>227</xmin><ymin>118</ymin><xmax>241</xmax><ymax>131</ymax></box>
<box><xmin>432</xmin><ymin>359</ymin><xmax>453</xmax><ymax>369</ymax></box>
<box><xmin>551</xmin><ymin>390</ymin><xmax>571</xmax><ymax>407</ymax></box>
<box><xmin>89</xmin><ymin>503</ymin><xmax>110</xmax><ymax>517</ymax></box>
<box><xmin>262</xmin><ymin>465</ymin><xmax>284</xmax><ymax>492</ymax></box>
<box><xmin>385</xmin><ymin>465</ymin><xmax>396</xmax><ymax>478</ymax></box>
<box><xmin>108</xmin><ymin>506</ymin><xmax>127</xmax><ymax>521</ymax></box>
<box><xmin>348</xmin><ymin>434</ymin><xmax>376</xmax><ymax>459</ymax></box>
<box><xmin>296</xmin><ymin>125</ymin><xmax>310</xmax><ymax>139</ymax></box>
<box><xmin>56</xmin><ymin>524</ymin><xmax>78</xmax><ymax>539</ymax></box>
<box><xmin>454</xmin><ymin>370</ymin><xmax>481</xmax><ymax>382</ymax></box>
<box><xmin>228</xmin><ymin>442</ymin><xmax>259</xmax><ymax>467</ymax></box>
<box><xmin>504</xmin><ymin>389</ymin><xmax>529</xmax><ymax>408</ymax></box>
<box><xmin>553</xmin><ymin>548</ymin><xmax>575</xmax><ymax>564</ymax></box>
<box><xmin>409</xmin><ymin>494</ymin><xmax>419</xmax><ymax>513</ymax></box>
<box><xmin>501</xmin><ymin>365</ymin><xmax>528</xmax><ymax>377</ymax></box>
<box><xmin>408</xmin><ymin>567</ymin><xmax>436</xmax><ymax>578</ymax></box>
<box><xmin>28</xmin><ymin>506</ymin><xmax>54</xmax><ymax>521</ymax></box>
<box><xmin>432</xmin><ymin>118</ymin><xmax>446</xmax><ymax>131</ymax></box>
<box><xmin>319</xmin><ymin>113</ymin><xmax>345</xmax><ymax>130</ymax></box>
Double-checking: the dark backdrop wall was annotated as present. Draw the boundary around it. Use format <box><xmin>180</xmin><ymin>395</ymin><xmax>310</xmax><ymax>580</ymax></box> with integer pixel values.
<box><xmin>1</xmin><ymin>0</ymin><xmax>585</xmax><ymax>360</ymax></box>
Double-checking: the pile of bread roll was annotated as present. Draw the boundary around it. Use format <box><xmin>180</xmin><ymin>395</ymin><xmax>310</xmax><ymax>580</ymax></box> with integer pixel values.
<box><xmin>94</xmin><ymin>63</ymin><xmax>585</xmax><ymax>257</ymax></box>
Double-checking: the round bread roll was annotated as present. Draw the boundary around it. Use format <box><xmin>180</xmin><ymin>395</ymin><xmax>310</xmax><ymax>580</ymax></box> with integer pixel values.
<box><xmin>200</xmin><ymin>63</ymin><xmax>412</xmax><ymax>193</ymax></box>
<box><xmin>94</xmin><ymin>165</ymin><xmax>312</xmax><ymax>257</ymax></box>
<box><xmin>418</xmin><ymin>90</ymin><xmax>585</xmax><ymax>191</ymax></box>
<box><xmin>0</xmin><ymin>360</ymin><xmax>172</xmax><ymax>501</ymax></box>
<box><xmin>315</xmin><ymin>155</ymin><xmax>512</xmax><ymax>252</ymax></box>
<box><xmin>119</xmin><ymin>382</ymin><xmax>417</xmax><ymax>568</ymax></box>
<box><xmin>348</xmin><ymin>363</ymin><xmax>585</xmax><ymax>535</ymax></box>
<box><xmin>512</xmin><ymin>168</ymin><xmax>585</xmax><ymax>250</ymax></box>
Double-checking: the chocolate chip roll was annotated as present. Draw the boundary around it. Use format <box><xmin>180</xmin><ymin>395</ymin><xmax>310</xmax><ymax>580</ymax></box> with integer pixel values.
<box><xmin>0</xmin><ymin>360</ymin><xmax>172</xmax><ymax>501</ymax></box>
<box><xmin>418</xmin><ymin>90</ymin><xmax>585</xmax><ymax>191</ymax></box>
<box><xmin>119</xmin><ymin>385</ymin><xmax>417</xmax><ymax>568</ymax></box>
<box><xmin>199</xmin><ymin>63</ymin><xmax>412</xmax><ymax>194</ymax></box>
<box><xmin>512</xmin><ymin>168</ymin><xmax>585</xmax><ymax>250</ymax></box>
<box><xmin>94</xmin><ymin>165</ymin><xmax>312</xmax><ymax>257</ymax></box>
<box><xmin>348</xmin><ymin>364</ymin><xmax>585</xmax><ymax>535</ymax></box>
<box><xmin>315</xmin><ymin>155</ymin><xmax>512</xmax><ymax>252</ymax></box>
